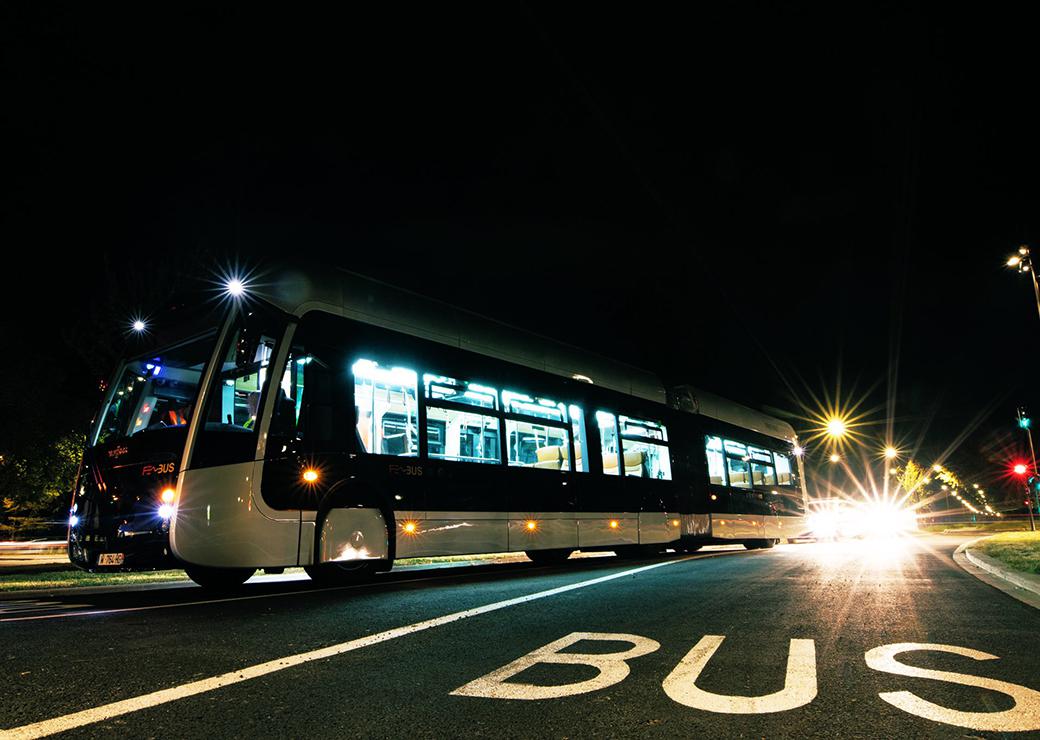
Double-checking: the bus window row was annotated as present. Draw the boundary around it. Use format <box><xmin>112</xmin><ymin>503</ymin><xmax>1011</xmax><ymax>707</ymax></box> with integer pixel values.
<box><xmin>704</xmin><ymin>435</ymin><xmax>797</xmax><ymax>489</ymax></box>
<box><xmin>351</xmin><ymin>357</ymin><xmax>671</xmax><ymax>479</ymax></box>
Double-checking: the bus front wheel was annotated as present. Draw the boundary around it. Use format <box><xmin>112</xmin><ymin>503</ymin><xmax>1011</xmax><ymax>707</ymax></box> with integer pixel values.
<box><xmin>184</xmin><ymin>565</ymin><xmax>256</xmax><ymax>590</ymax></box>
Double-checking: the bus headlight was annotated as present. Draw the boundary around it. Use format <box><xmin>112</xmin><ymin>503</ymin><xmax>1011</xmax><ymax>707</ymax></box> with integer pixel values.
<box><xmin>158</xmin><ymin>504</ymin><xmax>174</xmax><ymax>520</ymax></box>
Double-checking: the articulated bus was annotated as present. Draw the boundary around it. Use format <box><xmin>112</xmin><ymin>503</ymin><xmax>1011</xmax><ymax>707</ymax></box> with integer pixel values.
<box><xmin>70</xmin><ymin>266</ymin><xmax>807</xmax><ymax>588</ymax></box>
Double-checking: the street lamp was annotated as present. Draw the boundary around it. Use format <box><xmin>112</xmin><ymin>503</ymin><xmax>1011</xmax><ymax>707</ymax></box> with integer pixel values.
<box><xmin>825</xmin><ymin>417</ymin><xmax>847</xmax><ymax>440</ymax></box>
<box><xmin>1005</xmin><ymin>245</ymin><xmax>1040</xmax><ymax>324</ymax></box>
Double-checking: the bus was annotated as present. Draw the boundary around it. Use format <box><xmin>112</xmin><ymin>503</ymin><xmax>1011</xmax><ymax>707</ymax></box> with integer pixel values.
<box><xmin>69</xmin><ymin>265</ymin><xmax>807</xmax><ymax>588</ymax></box>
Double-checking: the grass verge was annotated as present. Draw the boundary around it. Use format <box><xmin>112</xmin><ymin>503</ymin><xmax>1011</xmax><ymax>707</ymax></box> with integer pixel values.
<box><xmin>0</xmin><ymin>552</ymin><xmax>534</xmax><ymax>593</ymax></box>
<box><xmin>975</xmin><ymin>531</ymin><xmax>1040</xmax><ymax>575</ymax></box>
<box><xmin>920</xmin><ymin>521</ymin><xmax>1028</xmax><ymax>534</ymax></box>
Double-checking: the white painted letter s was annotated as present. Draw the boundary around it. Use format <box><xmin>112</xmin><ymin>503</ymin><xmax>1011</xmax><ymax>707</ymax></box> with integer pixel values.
<box><xmin>865</xmin><ymin>642</ymin><xmax>1040</xmax><ymax>732</ymax></box>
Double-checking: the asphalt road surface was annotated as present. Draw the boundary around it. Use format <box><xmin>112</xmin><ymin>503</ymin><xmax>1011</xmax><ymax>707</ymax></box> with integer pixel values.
<box><xmin>3</xmin><ymin>534</ymin><xmax>1040</xmax><ymax>739</ymax></box>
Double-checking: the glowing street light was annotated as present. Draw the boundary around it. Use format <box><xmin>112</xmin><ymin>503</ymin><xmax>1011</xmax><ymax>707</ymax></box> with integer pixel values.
<box><xmin>883</xmin><ymin>446</ymin><xmax>898</xmax><ymax>460</ymax></box>
<box><xmin>829</xmin><ymin>452</ymin><xmax>841</xmax><ymax>464</ymax></box>
<box><xmin>225</xmin><ymin>277</ymin><xmax>247</xmax><ymax>297</ymax></box>
<box><xmin>1005</xmin><ymin>245</ymin><xmax>1040</xmax><ymax>325</ymax></box>
<box><xmin>825</xmin><ymin>417</ymin><xmax>847</xmax><ymax>440</ymax></box>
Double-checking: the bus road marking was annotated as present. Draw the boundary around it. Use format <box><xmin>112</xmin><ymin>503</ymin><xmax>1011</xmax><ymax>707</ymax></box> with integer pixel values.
<box><xmin>0</xmin><ymin>557</ymin><xmax>691</xmax><ymax>739</ymax></box>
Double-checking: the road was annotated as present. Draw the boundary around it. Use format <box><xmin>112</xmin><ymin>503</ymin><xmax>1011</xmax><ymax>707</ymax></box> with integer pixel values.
<box><xmin>2</xmin><ymin>534</ymin><xmax>1040</xmax><ymax>739</ymax></box>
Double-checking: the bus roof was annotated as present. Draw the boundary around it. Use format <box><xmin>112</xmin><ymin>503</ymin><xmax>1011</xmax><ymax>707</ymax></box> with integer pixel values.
<box><xmin>669</xmin><ymin>385</ymin><xmax>798</xmax><ymax>443</ymax></box>
<box><xmin>253</xmin><ymin>264</ymin><xmax>798</xmax><ymax>443</ymax></box>
<box><xmin>255</xmin><ymin>264</ymin><xmax>667</xmax><ymax>404</ymax></box>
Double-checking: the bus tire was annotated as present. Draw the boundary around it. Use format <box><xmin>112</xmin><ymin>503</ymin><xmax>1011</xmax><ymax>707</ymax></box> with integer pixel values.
<box><xmin>525</xmin><ymin>548</ymin><xmax>573</xmax><ymax>565</ymax></box>
<box><xmin>184</xmin><ymin>565</ymin><xmax>255</xmax><ymax>590</ymax></box>
<box><xmin>304</xmin><ymin>561</ymin><xmax>378</xmax><ymax>585</ymax></box>
<box><xmin>615</xmin><ymin>545</ymin><xmax>658</xmax><ymax>559</ymax></box>
<box><xmin>681</xmin><ymin>544</ymin><xmax>703</xmax><ymax>553</ymax></box>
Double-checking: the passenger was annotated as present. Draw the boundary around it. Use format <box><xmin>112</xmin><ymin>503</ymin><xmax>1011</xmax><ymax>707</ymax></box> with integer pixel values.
<box><xmin>243</xmin><ymin>391</ymin><xmax>262</xmax><ymax>429</ymax></box>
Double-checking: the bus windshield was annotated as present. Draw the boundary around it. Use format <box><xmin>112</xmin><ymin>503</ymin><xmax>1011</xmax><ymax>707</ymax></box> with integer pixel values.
<box><xmin>92</xmin><ymin>333</ymin><xmax>216</xmax><ymax>446</ymax></box>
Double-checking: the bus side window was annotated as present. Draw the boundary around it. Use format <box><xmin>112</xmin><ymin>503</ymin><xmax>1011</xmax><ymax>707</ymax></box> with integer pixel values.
<box><xmin>618</xmin><ymin>415</ymin><xmax>671</xmax><ymax>480</ymax></box>
<box><xmin>352</xmin><ymin>359</ymin><xmax>419</xmax><ymax>457</ymax></box>
<box><xmin>568</xmin><ymin>405</ymin><xmax>587</xmax><ymax>472</ymax></box>
<box><xmin>705</xmin><ymin>436</ymin><xmax>725</xmax><ymax>485</ymax></box>
<box><xmin>596</xmin><ymin>411</ymin><xmax>620</xmax><ymax>475</ymax></box>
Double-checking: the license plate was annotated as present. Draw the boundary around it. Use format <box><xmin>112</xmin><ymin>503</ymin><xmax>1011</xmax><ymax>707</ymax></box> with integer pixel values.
<box><xmin>98</xmin><ymin>553</ymin><xmax>124</xmax><ymax>566</ymax></box>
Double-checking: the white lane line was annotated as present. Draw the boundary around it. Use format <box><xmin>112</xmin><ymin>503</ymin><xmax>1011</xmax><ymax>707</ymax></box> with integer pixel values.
<box><xmin>0</xmin><ymin>550</ymin><xmax>746</xmax><ymax>623</ymax></box>
<box><xmin>0</xmin><ymin>557</ymin><xmax>692</xmax><ymax>740</ymax></box>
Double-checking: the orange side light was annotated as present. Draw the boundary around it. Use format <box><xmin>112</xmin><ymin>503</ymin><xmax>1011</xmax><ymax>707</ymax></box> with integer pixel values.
<box><xmin>402</xmin><ymin>521</ymin><xmax>418</xmax><ymax>535</ymax></box>
<box><xmin>160</xmin><ymin>488</ymin><xmax>176</xmax><ymax>504</ymax></box>
<box><xmin>609</xmin><ymin>520</ymin><xmax>619</xmax><ymax>529</ymax></box>
<box><xmin>525</xmin><ymin>520</ymin><xmax>538</xmax><ymax>531</ymax></box>
<box><xmin>302</xmin><ymin>469</ymin><xmax>319</xmax><ymax>483</ymax></box>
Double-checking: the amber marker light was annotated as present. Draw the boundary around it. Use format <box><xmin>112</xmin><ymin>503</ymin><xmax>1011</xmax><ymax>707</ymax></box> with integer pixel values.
<box><xmin>160</xmin><ymin>488</ymin><xmax>176</xmax><ymax>504</ymax></box>
<box><xmin>672</xmin><ymin>519</ymin><xmax>681</xmax><ymax>527</ymax></box>
<box><xmin>402</xmin><ymin>521</ymin><xmax>418</xmax><ymax>534</ymax></box>
<box><xmin>302</xmin><ymin>469</ymin><xmax>319</xmax><ymax>483</ymax></box>
<box><xmin>609</xmin><ymin>520</ymin><xmax>619</xmax><ymax>529</ymax></box>
<box><xmin>525</xmin><ymin>520</ymin><xmax>538</xmax><ymax>532</ymax></box>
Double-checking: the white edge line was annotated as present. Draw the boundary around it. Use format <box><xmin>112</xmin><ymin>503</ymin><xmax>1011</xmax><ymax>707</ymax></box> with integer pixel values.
<box><xmin>1</xmin><ymin>556</ymin><xmax>692</xmax><ymax>739</ymax></box>
<box><xmin>0</xmin><ymin>549</ymin><xmax>745</xmax><ymax>624</ymax></box>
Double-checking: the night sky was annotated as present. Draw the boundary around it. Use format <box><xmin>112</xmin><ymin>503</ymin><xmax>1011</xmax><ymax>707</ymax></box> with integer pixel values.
<box><xmin>4</xmin><ymin>5</ymin><xmax>1039</xmax><ymax>500</ymax></box>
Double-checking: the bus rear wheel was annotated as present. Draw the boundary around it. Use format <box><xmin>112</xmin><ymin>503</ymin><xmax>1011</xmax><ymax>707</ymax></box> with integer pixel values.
<box><xmin>184</xmin><ymin>565</ymin><xmax>256</xmax><ymax>590</ymax></box>
<box><xmin>525</xmin><ymin>549</ymin><xmax>573</xmax><ymax>565</ymax></box>
<box><xmin>305</xmin><ymin>561</ymin><xmax>378</xmax><ymax>586</ymax></box>
<box><xmin>743</xmin><ymin>539</ymin><xmax>776</xmax><ymax>550</ymax></box>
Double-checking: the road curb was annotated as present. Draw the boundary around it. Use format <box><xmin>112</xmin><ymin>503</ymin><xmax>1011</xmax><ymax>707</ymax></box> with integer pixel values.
<box><xmin>954</xmin><ymin>537</ymin><xmax>1040</xmax><ymax>610</ymax></box>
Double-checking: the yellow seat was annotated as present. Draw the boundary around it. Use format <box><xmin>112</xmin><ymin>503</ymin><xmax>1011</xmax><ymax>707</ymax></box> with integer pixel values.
<box><xmin>602</xmin><ymin>450</ymin><xmax>645</xmax><ymax>476</ymax></box>
<box><xmin>561</xmin><ymin>442</ymin><xmax>582</xmax><ymax>471</ymax></box>
<box><xmin>533</xmin><ymin>445</ymin><xmax>563</xmax><ymax>470</ymax></box>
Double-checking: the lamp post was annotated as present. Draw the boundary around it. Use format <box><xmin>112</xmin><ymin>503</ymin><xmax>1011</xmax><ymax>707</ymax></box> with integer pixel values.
<box><xmin>1006</xmin><ymin>245</ymin><xmax>1040</xmax><ymax>324</ymax></box>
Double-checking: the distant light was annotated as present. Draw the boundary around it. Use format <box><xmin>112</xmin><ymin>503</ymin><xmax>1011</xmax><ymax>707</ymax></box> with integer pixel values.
<box><xmin>609</xmin><ymin>520</ymin><xmax>619</xmax><ymax>529</ymax></box>
<box><xmin>68</xmin><ymin>515</ymin><xmax>79</xmax><ymax>528</ymax></box>
<box><xmin>1014</xmin><ymin>463</ymin><xmax>1028</xmax><ymax>476</ymax></box>
<box><xmin>302</xmin><ymin>469</ymin><xmax>319</xmax><ymax>483</ymax></box>
<box><xmin>132</xmin><ymin>319</ymin><xmax>146</xmax><ymax>333</ymax></box>
<box><xmin>525</xmin><ymin>520</ymin><xmax>537</xmax><ymax>532</ymax></box>
<box><xmin>825</xmin><ymin>417</ymin><xmax>847</xmax><ymax>439</ymax></box>
<box><xmin>402</xmin><ymin>521</ymin><xmax>418</xmax><ymax>534</ymax></box>
<box><xmin>1008</xmin><ymin>256</ymin><xmax>1022</xmax><ymax>267</ymax></box>
<box><xmin>792</xmin><ymin>445</ymin><xmax>804</xmax><ymax>457</ymax></box>
<box><xmin>933</xmin><ymin>464</ymin><xmax>943</xmax><ymax>472</ymax></box>
<box><xmin>225</xmin><ymin>278</ymin><xmax>246</xmax><ymax>297</ymax></box>
<box><xmin>710</xmin><ymin>494</ymin><xmax>718</xmax><ymax>501</ymax></box>
<box><xmin>160</xmin><ymin>487</ymin><xmax>176</xmax><ymax>504</ymax></box>
<box><xmin>829</xmin><ymin>453</ymin><xmax>840</xmax><ymax>463</ymax></box>
<box><xmin>158</xmin><ymin>504</ymin><xmax>173</xmax><ymax>519</ymax></box>
<box><xmin>1019</xmin><ymin>416</ymin><xmax>1032</xmax><ymax>429</ymax></box>
<box><xmin>883</xmin><ymin>446</ymin><xmax>898</xmax><ymax>460</ymax></box>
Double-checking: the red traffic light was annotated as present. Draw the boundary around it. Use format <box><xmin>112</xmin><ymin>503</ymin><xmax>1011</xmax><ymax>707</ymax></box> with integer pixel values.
<box><xmin>1013</xmin><ymin>463</ymin><xmax>1028</xmax><ymax>476</ymax></box>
